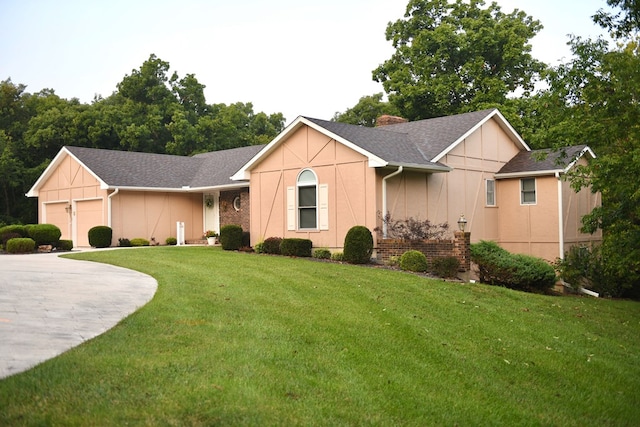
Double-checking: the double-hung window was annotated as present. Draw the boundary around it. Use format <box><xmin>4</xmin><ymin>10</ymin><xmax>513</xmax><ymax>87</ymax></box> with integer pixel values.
<box><xmin>297</xmin><ymin>169</ymin><xmax>317</xmax><ymax>229</ymax></box>
<box><xmin>486</xmin><ymin>179</ymin><xmax>496</xmax><ymax>206</ymax></box>
<box><xmin>520</xmin><ymin>178</ymin><xmax>536</xmax><ymax>204</ymax></box>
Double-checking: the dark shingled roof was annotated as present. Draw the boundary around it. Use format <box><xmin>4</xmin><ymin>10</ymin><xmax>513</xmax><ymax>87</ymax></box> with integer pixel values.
<box><xmin>497</xmin><ymin>145</ymin><xmax>589</xmax><ymax>175</ymax></box>
<box><xmin>304</xmin><ymin>109</ymin><xmax>498</xmax><ymax>165</ymax></box>
<box><xmin>66</xmin><ymin>145</ymin><xmax>264</xmax><ymax>189</ymax></box>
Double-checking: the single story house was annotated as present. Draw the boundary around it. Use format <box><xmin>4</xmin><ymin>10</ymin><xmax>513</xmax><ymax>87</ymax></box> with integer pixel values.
<box><xmin>27</xmin><ymin>108</ymin><xmax>601</xmax><ymax>260</ymax></box>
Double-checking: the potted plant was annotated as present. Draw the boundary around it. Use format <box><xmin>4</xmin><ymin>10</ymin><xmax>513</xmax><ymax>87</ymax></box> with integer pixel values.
<box><xmin>204</xmin><ymin>230</ymin><xmax>218</xmax><ymax>245</ymax></box>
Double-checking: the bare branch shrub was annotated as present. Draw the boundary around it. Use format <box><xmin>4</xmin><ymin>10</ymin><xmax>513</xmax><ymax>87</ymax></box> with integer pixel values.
<box><xmin>374</xmin><ymin>212</ymin><xmax>450</xmax><ymax>241</ymax></box>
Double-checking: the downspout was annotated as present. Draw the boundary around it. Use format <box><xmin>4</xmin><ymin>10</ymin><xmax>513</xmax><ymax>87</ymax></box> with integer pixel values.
<box><xmin>382</xmin><ymin>166</ymin><xmax>403</xmax><ymax>238</ymax></box>
<box><xmin>556</xmin><ymin>172</ymin><xmax>564</xmax><ymax>260</ymax></box>
<box><xmin>108</xmin><ymin>188</ymin><xmax>119</xmax><ymax>228</ymax></box>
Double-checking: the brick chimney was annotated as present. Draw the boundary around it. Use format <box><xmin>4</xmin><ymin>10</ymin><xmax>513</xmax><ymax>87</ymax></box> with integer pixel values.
<box><xmin>376</xmin><ymin>115</ymin><xmax>408</xmax><ymax>127</ymax></box>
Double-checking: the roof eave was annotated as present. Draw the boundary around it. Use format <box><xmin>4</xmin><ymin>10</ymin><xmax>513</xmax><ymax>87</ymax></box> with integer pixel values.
<box><xmin>106</xmin><ymin>182</ymin><xmax>250</xmax><ymax>193</ymax></box>
<box><xmin>385</xmin><ymin>161</ymin><xmax>451</xmax><ymax>173</ymax></box>
<box><xmin>494</xmin><ymin>169</ymin><xmax>563</xmax><ymax>179</ymax></box>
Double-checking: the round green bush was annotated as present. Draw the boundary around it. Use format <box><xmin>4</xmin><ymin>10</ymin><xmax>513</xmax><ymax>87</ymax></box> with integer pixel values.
<box><xmin>219</xmin><ymin>224</ymin><xmax>243</xmax><ymax>250</ymax></box>
<box><xmin>130</xmin><ymin>238</ymin><xmax>150</xmax><ymax>246</ymax></box>
<box><xmin>28</xmin><ymin>223</ymin><xmax>62</xmax><ymax>245</ymax></box>
<box><xmin>165</xmin><ymin>237</ymin><xmax>177</xmax><ymax>246</ymax></box>
<box><xmin>313</xmin><ymin>248</ymin><xmax>331</xmax><ymax>259</ymax></box>
<box><xmin>88</xmin><ymin>226</ymin><xmax>113</xmax><ymax>248</ymax></box>
<box><xmin>262</xmin><ymin>237</ymin><xmax>283</xmax><ymax>254</ymax></box>
<box><xmin>6</xmin><ymin>237</ymin><xmax>36</xmax><ymax>254</ymax></box>
<box><xmin>343</xmin><ymin>225</ymin><xmax>373</xmax><ymax>264</ymax></box>
<box><xmin>56</xmin><ymin>240</ymin><xmax>74</xmax><ymax>251</ymax></box>
<box><xmin>399</xmin><ymin>250</ymin><xmax>428</xmax><ymax>272</ymax></box>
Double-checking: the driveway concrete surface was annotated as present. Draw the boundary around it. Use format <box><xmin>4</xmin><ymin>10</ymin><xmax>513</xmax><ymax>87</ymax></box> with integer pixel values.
<box><xmin>0</xmin><ymin>250</ymin><xmax>157</xmax><ymax>379</ymax></box>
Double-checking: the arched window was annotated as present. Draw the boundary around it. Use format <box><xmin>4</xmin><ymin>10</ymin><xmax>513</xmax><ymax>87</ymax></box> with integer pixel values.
<box><xmin>297</xmin><ymin>169</ymin><xmax>317</xmax><ymax>229</ymax></box>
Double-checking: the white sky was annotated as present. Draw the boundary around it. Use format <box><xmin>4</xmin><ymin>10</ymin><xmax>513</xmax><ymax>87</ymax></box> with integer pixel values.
<box><xmin>1</xmin><ymin>0</ymin><xmax>610</xmax><ymax>125</ymax></box>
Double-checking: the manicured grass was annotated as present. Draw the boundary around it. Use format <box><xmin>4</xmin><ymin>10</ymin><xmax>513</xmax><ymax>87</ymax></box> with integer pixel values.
<box><xmin>1</xmin><ymin>246</ymin><xmax>639</xmax><ymax>425</ymax></box>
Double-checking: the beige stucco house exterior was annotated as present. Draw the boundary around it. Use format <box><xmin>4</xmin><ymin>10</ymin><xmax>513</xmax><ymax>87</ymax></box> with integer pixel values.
<box><xmin>27</xmin><ymin>108</ymin><xmax>601</xmax><ymax>261</ymax></box>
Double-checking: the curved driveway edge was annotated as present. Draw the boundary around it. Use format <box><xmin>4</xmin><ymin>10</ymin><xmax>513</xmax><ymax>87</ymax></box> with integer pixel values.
<box><xmin>0</xmin><ymin>251</ymin><xmax>157</xmax><ymax>379</ymax></box>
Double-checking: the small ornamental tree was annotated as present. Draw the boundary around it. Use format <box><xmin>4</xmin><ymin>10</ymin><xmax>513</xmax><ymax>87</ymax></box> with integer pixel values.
<box><xmin>343</xmin><ymin>226</ymin><xmax>373</xmax><ymax>264</ymax></box>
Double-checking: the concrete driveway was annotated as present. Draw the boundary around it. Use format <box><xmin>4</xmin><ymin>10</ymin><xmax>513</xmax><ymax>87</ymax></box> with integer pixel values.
<box><xmin>0</xmin><ymin>250</ymin><xmax>157</xmax><ymax>379</ymax></box>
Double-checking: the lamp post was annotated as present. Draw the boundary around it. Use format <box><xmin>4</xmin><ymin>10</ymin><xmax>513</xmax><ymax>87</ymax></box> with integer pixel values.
<box><xmin>457</xmin><ymin>214</ymin><xmax>467</xmax><ymax>232</ymax></box>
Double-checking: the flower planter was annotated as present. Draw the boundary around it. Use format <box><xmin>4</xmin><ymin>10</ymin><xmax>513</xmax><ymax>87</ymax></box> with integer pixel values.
<box><xmin>207</xmin><ymin>237</ymin><xmax>216</xmax><ymax>246</ymax></box>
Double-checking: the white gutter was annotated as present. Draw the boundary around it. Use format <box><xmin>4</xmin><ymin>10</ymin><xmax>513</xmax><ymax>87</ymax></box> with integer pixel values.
<box><xmin>556</xmin><ymin>172</ymin><xmax>564</xmax><ymax>260</ymax></box>
<box><xmin>381</xmin><ymin>166</ymin><xmax>403</xmax><ymax>238</ymax></box>
<box><xmin>107</xmin><ymin>188</ymin><xmax>119</xmax><ymax>227</ymax></box>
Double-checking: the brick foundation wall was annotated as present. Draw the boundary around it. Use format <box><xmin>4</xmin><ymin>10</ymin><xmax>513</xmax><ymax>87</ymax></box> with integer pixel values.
<box><xmin>377</xmin><ymin>231</ymin><xmax>471</xmax><ymax>271</ymax></box>
<box><xmin>219</xmin><ymin>189</ymin><xmax>250</xmax><ymax>232</ymax></box>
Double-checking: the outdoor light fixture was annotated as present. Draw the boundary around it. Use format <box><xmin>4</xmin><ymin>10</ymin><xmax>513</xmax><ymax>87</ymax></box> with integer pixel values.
<box><xmin>65</xmin><ymin>204</ymin><xmax>72</xmax><ymax>214</ymax></box>
<box><xmin>457</xmin><ymin>214</ymin><xmax>467</xmax><ymax>232</ymax></box>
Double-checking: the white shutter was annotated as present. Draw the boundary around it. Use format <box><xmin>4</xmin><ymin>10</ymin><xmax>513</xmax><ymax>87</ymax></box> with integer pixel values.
<box><xmin>287</xmin><ymin>186</ymin><xmax>295</xmax><ymax>230</ymax></box>
<box><xmin>319</xmin><ymin>183</ymin><xmax>329</xmax><ymax>230</ymax></box>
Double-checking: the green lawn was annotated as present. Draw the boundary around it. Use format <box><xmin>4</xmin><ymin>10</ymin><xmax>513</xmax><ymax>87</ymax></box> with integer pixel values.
<box><xmin>1</xmin><ymin>247</ymin><xmax>639</xmax><ymax>426</ymax></box>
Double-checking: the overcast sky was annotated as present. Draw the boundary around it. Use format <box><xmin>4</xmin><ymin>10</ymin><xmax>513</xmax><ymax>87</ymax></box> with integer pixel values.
<box><xmin>1</xmin><ymin>0</ymin><xmax>610</xmax><ymax>124</ymax></box>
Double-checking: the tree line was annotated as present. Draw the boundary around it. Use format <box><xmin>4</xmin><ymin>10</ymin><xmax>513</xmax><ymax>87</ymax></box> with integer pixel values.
<box><xmin>0</xmin><ymin>54</ymin><xmax>285</xmax><ymax>224</ymax></box>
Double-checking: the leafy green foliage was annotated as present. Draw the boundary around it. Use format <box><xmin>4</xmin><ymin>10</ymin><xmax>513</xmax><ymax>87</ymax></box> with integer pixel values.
<box><xmin>332</xmin><ymin>93</ymin><xmax>400</xmax><ymax>127</ymax></box>
<box><xmin>592</xmin><ymin>0</ymin><xmax>640</xmax><ymax>39</ymax></box>
<box><xmin>56</xmin><ymin>239</ymin><xmax>73</xmax><ymax>251</ymax></box>
<box><xmin>373</xmin><ymin>0</ymin><xmax>545</xmax><ymax>120</ymax></box>
<box><xmin>399</xmin><ymin>250</ymin><xmax>428</xmax><ymax>272</ymax></box>
<box><xmin>262</xmin><ymin>237</ymin><xmax>283</xmax><ymax>255</ymax></box>
<box><xmin>279</xmin><ymin>238</ymin><xmax>312</xmax><ymax>257</ymax></box>
<box><xmin>330</xmin><ymin>251</ymin><xmax>344</xmax><ymax>261</ymax></box>
<box><xmin>0</xmin><ymin>224</ymin><xmax>28</xmax><ymax>238</ymax></box>
<box><xmin>5</xmin><ymin>237</ymin><xmax>35</xmax><ymax>253</ymax></box>
<box><xmin>471</xmin><ymin>241</ymin><xmax>556</xmax><ymax>293</ymax></box>
<box><xmin>165</xmin><ymin>237</ymin><xmax>177</xmax><ymax>246</ymax></box>
<box><xmin>118</xmin><ymin>238</ymin><xmax>132</xmax><ymax>247</ymax></box>
<box><xmin>313</xmin><ymin>248</ymin><xmax>332</xmax><ymax>259</ymax></box>
<box><xmin>27</xmin><ymin>223</ymin><xmax>61</xmax><ymax>245</ymax></box>
<box><xmin>88</xmin><ymin>226</ymin><xmax>112</xmax><ymax>248</ymax></box>
<box><xmin>130</xmin><ymin>238</ymin><xmax>150</xmax><ymax>247</ymax></box>
<box><xmin>343</xmin><ymin>225</ymin><xmax>374</xmax><ymax>264</ymax></box>
<box><xmin>431</xmin><ymin>256</ymin><xmax>461</xmax><ymax>278</ymax></box>
<box><xmin>219</xmin><ymin>224</ymin><xmax>243</xmax><ymax>251</ymax></box>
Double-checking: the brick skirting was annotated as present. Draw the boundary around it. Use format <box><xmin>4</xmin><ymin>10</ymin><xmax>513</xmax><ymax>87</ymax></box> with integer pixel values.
<box><xmin>376</xmin><ymin>231</ymin><xmax>471</xmax><ymax>271</ymax></box>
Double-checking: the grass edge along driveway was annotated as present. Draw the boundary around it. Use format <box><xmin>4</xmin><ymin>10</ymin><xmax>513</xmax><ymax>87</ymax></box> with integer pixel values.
<box><xmin>1</xmin><ymin>246</ymin><xmax>639</xmax><ymax>426</ymax></box>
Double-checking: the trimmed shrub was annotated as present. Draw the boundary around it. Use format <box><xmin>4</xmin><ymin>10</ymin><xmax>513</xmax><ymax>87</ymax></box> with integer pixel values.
<box><xmin>56</xmin><ymin>240</ymin><xmax>74</xmax><ymax>251</ymax></box>
<box><xmin>130</xmin><ymin>238</ymin><xmax>150</xmax><ymax>246</ymax></box>
<box><xmin>89</xmin><ymin>226</ymin><xmax>112</xmax><ymax>248</ymax></box>
<box><xmin>471</xmin><ymin>240</ymin><xmax>556</xmax><ymax>293</ymax></box>
<box><xmin>242</xmin><ymin>231</ymin><xmax>251</xmax><ymax>248</ymax></box>
<box><xmin>165</xmin><ymin>237</ymin><xmax>177</xmax><ymax>246</ymax></box>
<box><xmin>0</xmin><ymin>224</ymin><xmax>28</xmax><ymax>238</ymax></box>
<box><xmin>343</xmin><ymin>225</ymin><xmax>373</xmax><ymax>264</ymax></box>
<box><xmin>254</xmin><ymin>241</ymin><xmax>265</xmax><ymax>254</ymax></box>
<box><xmin>399</xmin><ymin>250</ymin><xmax>428</xmax><ymax>272</ymax></box>
<box><xmin>280</xmin><ymin>238</ymin><xmax>312</xmax><ymax>257</ymax></box>
<box><xmin>2</xmin><ymin>232</ymin><xmax>22</xmax><ymax>249</ymax></box>
<box><xmin>313</xmin><ymin>248</ymin><xmax>331</xmax><ymax>259</ymax></box>
<box><xmin>6</xmin><ymin>238</ymin><xmax>36</xmax><ymax>254</ymax></box>
<box><xmin>28</xmin><ymin>224</ymin><xmax>61</xmax><ymax>245</ymax></box>
<box><xmin>220</xmin><ymin>224</ymin><xmax>243</xmax><ymax>250</ymax></box>
<box><xmin>118</xmin><ymin>238</ymin><xmax>132</xmax><ymax>247</ymax></box>
<box><xmin>431</xmin><ymin>256</ymin><xmax>461</xmax><ymax>278</ymax></box>
<box><xmin>331</xmin><ymin>251</ymin><xmax>344</xmax><ymax>261</ymax></box>
<box><xmin>262</xmin><ymin>237</ymin><xmax>283</xmax><ymax>255</ymax></box>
